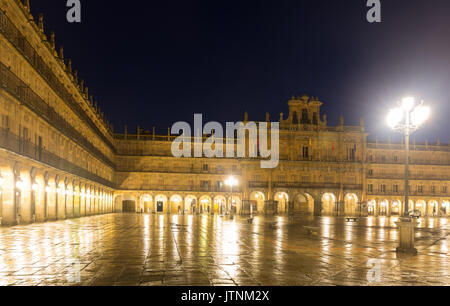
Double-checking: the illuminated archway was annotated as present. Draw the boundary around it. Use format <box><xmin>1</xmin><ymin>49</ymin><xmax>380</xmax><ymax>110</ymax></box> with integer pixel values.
<box><xmin>442</xmin><ymin>201</ymin><xmax>450</xmax><ymax>216</ymax></box>
<box><xmin>250</xmin><ymin>191</ymin><xmax>265</xmax><ymax>214</ymax></box>
<box><xmin>170</xmin><ymin>195</ymin><xmax>183</xmax><ymax>214</ymax></box>
<box><xmin>294</xmin><ymin>193</ymin><xmax>314</xmax><ymax>215</ymax></box>
<box><xmin>428</xmin><ymin>200</ymin><xmax>439</xmax><ymax>217</ymax></box>
<box><xmin>274</xmin><ymin>192</ymin><xmax>289</xmax><ymax>214</ymax></box>
<box><xmin>344</xmin><ymin>193</ymin><xmax>358</xmax><ymax>216</ymax></box>
<box><xmin>214</xmin><ymin>196</ymin><xmax>226</xmax><ymax>215</ymax></box>
<box><xmin>321</xmin><ymin>193</ymin><xmax>336</xmax><ymax>216</ymax></box>
<box><xmin>141</xmin><ymin>194</ymin><xmax>153</xmax><ymax>213</ymax></box>
<box><xmin>155</xmin><ymin>194</ymin><xmax>168</xmax><ymax>214</ymax></box>
<box><xmin>185</xmin><ymin>195</ymin><xmax>197</xmax><ymax>214</ymax></box>
<box><xmin>199</xmin><ymin>195</ymin><xmax>212</xmax><ymax>215</ymax></box>
<box><xmin>415</xmin><ymin>200</ymin><xmax>426</xmax><ymax>217</ymax></box>
<box><xmin>367</xmin><ymin>199</ymin><xmax>376</xmax><ymax>216</ymax></box>
<box><xmin>391</xmin><ymin>200</ymin><xmax>401</xmax><ymax>216</ymax></box>
<box><xmin>379</xmin><ymin>199</ymin><xmax>389</xmax><ymax>216</ymax></box>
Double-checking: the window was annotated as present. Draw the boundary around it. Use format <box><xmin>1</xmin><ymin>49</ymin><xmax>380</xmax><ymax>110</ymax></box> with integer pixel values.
<box><xmin>349</xmin><ymin>148</ymin><xmax>356</xmax><ymax>161</ymax></box>
<box><xmin>301</xmin><ymin>109</ymin><xmax>309</xmax><ymax>124</ymax></box>
<box><xmin>368</xmin><ymin>170</ymin><xmax>373</xmax><ymax>176</ymax></box>
<box><xmin>381</xmin><ymin>156</ymin><xmax>386</xmax><ymax>163</ymax></box>
<box><xmin>368</xmin><ymin>184</ymin><xmax>374</xmax><ymax>193</ymax></box>
<box><xmin>431</xmin><ymin>186</ymin><xmax>436</xmax><ymax>194</ymax></box>
<box><xmin>442</xmin><ymin>186</ymin><xmax>448</xmax><ymax>194</ymax></box>
<box><xmin>369</xmin><ymin>155</ymin><xmax>373</xmax><ymax>162</ymax></box>
<box><xmin>202</xmin><ymin>164</ymin><xmax>209</xmax><ymax>172</ymax></box>
<box><xmin>393</xmin><ymin>185</ymin><xmax>399</xmax><ymax>193</ymax></box>
<box><xmin>394</xmin><ymin>156</ymin><xmax>398</xmax><ymax>162</ymax></box>
<box><xmin>418</xmin><ymin>186</ymin><xmax>424</xmax><ymax>193</ymax></box>
<box><xmin>381</xmin><ymin>185</ymin><xmax>386</xmax><ymax>193</ymax></box>
<box><xmin>201</xmin><ymin>181</ymin><xmax>210</xmax><ymax>190</ymax></box>
<box><xmin>1</xmin><ymin>114</ymin><xmax>9</xmax><ymax>130</ymax></box>
<box><xmin>232</xmin><ymin>165</ymin><xmax>237</xmax><ymax>172</ymax></box>
<box><xmin>217</xmin><ymin>181</ymin><xmax>224</xmax><ymax>190</ymax></box>
<box><xmin>302</xmin><ymin>147</ymin><xmax>309</xmax><ymax>159</ymax></box>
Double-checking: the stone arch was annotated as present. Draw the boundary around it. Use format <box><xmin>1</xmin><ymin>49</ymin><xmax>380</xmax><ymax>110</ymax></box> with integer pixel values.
<box><xmin>294</xmin><ymin>193</ymin><xmax>314</xmax><ymax>215</ymax></box>
<box><xmin>199</xmin><ymin>195</ymin><xmax>212</xmax><ymax>215</ymax></box>
<box><xmin>214</xmin><ymin>195</ymin><xmax>226</xmax><ymax>215</ymax></box>
<box><xmin>250</xmin><ymin>191</ymin><xmax>265</xmax><ymax>214</ymax></box>
<box><xmin>344</xmin><ymin>193</ymin><xmax>359</xmax><ymax>216</ymax></box>
<box><xmin>415</xmin><ymin>200</ymin><xmax>426</xmax><ymax>217</ymax></box>
<box><xmin>391</xmin><ymin>200</ymin><xmax>401</xmax><ymax>216</ymax></box>
<box><xmin>441</xmin><ymin>201</ymin><xmax>449</xmax><ymax>216</ymax></box>
<box><xmin>367</xmin><ymin>199</ymin><xmax>376</xmax><ymax>216</ymax></box>
<box><xmin>170</xmin><ymin>195</ymin><xmax>183</xmax><ymax>214</ymax></box>
<box><xmin>155</xmin><ymin>194</ymin><xmax>168</xmax><ymax>213</ymax></box>
<box><xmin>274</xmin><ymin>192</ymin><xmax>289</xmax><ymax>214</ymax></box>
<box><xmin>140</xmin><ymin>194</ymin><xmax>153</xmax><ymax>213</ymax></box>
<box><xmin>321</xmin><ymin>193</ymin><xmax>336</xmax><ymax>216</ymax></box>
<box><xmin>122</xmin><ymin>194</ymin><xmax>138</xmax><ymax>213</ymax></box>
<box><xmin>185</xmin><ymin>195</ymin><xmax>197</xmax><ymax>214</ymax></box>
<box><xmin>428</xmin><ymin>200</ymin><xmax>439</xmax><ymax>217</ymax></box>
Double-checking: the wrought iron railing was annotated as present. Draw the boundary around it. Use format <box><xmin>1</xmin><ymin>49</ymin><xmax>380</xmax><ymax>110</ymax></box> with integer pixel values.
<box><xmin>0</xmin><ymin>128</ymin><xmax>115</xmax><ymax>188</ymax></box>
<box><xmin>0</xmin><ymin>61</ymin><xmax>115</xmax><ymax>169</ymax></box>
<box><xmin>0</xmin><ymin>9</ymin><xmax>115</xmax><ymax>151</ymax></box>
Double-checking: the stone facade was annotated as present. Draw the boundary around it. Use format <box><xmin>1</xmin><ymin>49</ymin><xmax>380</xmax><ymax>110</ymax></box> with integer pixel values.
<box><xmin>0</xmin><ymin>0</ymin><xmax>448</xmax><ymax>226</ymax></box>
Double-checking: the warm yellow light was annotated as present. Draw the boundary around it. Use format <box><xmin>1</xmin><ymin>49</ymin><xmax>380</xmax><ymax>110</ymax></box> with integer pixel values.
<box><xmin>0</xmin><ymin>176</ymin><xmax>4</xmax><ymax>186</ymax></box>
<box><xmin>225</xmin><ymin>176</ymin><xmax>238</xmax><ymax>187</ymax></box>
<box><xmin>411</xmin><ymin>105</ymin><xmax>430</xmax><ymax>127</ymax></box>
<box><xmin>401</xmin><ymin>97</ymin><xmax>415</xmax><ymax>111</ymax></box>
<box><xmin>16</xmin><ymin>180</ymin><xmax>24</xmax><ymax>190</ymax></box>
<box><xmin>387</xmin><ymin>107</ymin><xmax>403</xmax><ymax>129</ymax></box>
<box><xmin>32</xmin><ymin>183</ymin><xmax>39</xmax><ymax>191</ymax></box>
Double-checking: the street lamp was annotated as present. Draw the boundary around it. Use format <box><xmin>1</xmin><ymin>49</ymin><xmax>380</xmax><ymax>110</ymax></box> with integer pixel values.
<box><xmin>225</xmin><ymin>176</ymin><xmax>238</xmax><ymax>217</ymax></box>
<box><xmin>387</xmin><ymin>96</ymin><xmax>430</xmax><ymax>253</ymax></box>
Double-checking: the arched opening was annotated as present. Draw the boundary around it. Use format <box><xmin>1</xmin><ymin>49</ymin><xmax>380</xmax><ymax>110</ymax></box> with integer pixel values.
<box><xmin>428</xmin><ymin>200</ymin><xmax>439</xmax><ymax>217</ymax></box>
<box><xmin>141</xmin><ymin>195</ymin><xmax>153</xmax><ymax>213</ymax></box>
<box><xmin>321</xmin><ymin>193</ymin><xmax>336</xmax><ymax>216</ymax></box>
<box><xmin>185</xmin><ymin>195</ymin><xmax>197</xmax><ymax>214</ymax></box>
<box><xmin>413</xmin><ymin>200</ymin><xmax>426</xmax><ymax>217</ymax></box>
<box><xmin>170</xmin><ymin>195</ymin><xmax>183</xmax><ymax>214</ymax></box>
<box><xmin>301</xmin><ymin>108</ymin><xmax>309</xmax><ymax>124</ymax></box>
<box><xmin>275</xmin><ymin>192</ymin><xmax>289</xmax><ymax>214</ymax></box>
<box><xmin>391</xmin><ymin>200</ymin><xmax>401</xmax><ymax>216</ymax></box>
<box><xmin>155</xmin><ymin>194</ymin><xmax>168</xmax><ymax>214</ymax></box>
<box><xmin>294</xmin><ymin>193</ymin><xmax>314</xmax><ymax>215</ymax></box>
<box><xmin>344</xmin><ymin>193</ymin><xmax>358</xmax><ymax>216</ymax></box>
<box><xmin>441</xmin><ymin>201</ymin><xmax>449</xmax><ymax>216</ymax></box>
<box><xmin>379</xmin><ymin>199</ymin><xmax>389</xmax><ymax>216</ymax></box>
<box><xmin>368</xmin><ymin>199</ymin><xmax>376</xmax><ymax>216</ymax></box>
<box><xmin>250</xmin><ymin>191</ymin><xmax>265</xmax><ymax>214</ymax></box>
<box><xmin>214</xmin><ymin>196</ymin><xmax>226</xmax><ymax>215</ymax></box>
<box><xmin>122</xmin><ymin>194</ymin><xmax>137</xmax><ymax>213</ymax></box>
<box><xmin>199</xmin><ymin>196</ymin><xmax>212</xmax><ymax>215</ymax></box>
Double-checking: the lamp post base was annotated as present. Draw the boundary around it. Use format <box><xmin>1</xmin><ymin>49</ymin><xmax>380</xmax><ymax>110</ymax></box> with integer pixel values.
<box><xmin>396</xmin><ymin>218</ymin><xmax>418</xmax><ymax>254</ymax></box>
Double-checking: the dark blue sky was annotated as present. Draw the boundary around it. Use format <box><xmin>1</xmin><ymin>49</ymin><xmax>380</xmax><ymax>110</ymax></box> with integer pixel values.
<box><xmin>30</xmin><ymin>0</ymin><xmax>450</xmax><ymax>143</ymax></box>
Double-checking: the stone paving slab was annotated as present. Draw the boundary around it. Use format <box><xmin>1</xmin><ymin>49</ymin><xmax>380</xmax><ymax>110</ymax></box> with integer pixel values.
<box><xmin>0</xmin><ymin>214</ymin><xmax>448</xmax><ymax>286</ymax></box>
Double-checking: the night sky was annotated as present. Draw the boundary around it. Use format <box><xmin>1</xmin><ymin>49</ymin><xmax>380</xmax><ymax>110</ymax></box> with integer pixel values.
<box><xmin>29</xmin><ymin>0</ymin><xmax>450</xmax><ymax>143</ymax></box>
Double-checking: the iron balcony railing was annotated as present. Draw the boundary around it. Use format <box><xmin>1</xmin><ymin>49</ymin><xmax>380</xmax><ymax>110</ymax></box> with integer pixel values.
<box><xmin>0</xmin><ymin>128</ymin><xmax>115</xmax><ymax>188</ymax></box>
<box><xmin>0</xmin><ymin>9</ymin><xmax>115</xmax><ymax>150</ymax></box>
<box><xmin>121</xmin><ymin>185</ymin><xmax>242</xmax><ymax>193</ymax></box>
<box><xmin>249</xmin><ymin>181</ymin><xmax>362</xmax><ymax>190</ymax></box>
<box><xmin>0</xmin><ymin>61</ymin><xmax>115</xmax><ymax>169</ymax></box>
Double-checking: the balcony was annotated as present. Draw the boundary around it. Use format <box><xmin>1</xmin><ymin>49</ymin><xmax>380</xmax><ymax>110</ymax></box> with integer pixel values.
<box><xmin>0</xmin><ymin>129</ymin><xmax>115</xmax><ymax>188</ymax></box>
<box><xmin>0</xmin><ymin>62</ymin><xmax>115</xmax><ymax>169</ymax></box>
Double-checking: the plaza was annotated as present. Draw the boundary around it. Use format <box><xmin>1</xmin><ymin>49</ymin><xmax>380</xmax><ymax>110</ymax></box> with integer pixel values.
<box><xmin>0</xmin><ymin>213</ymin><xmax>448</xmax><ymax>286</ymax></box>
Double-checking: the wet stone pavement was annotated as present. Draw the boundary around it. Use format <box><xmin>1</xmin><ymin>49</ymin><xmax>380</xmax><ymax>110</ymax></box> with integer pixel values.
<box><xmin>0</xmin><ymin>213</ymin><xmax>448</xmax><ymax>286</ymax></box>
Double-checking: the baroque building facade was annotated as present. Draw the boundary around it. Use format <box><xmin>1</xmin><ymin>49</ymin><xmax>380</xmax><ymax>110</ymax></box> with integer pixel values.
<box><xmin>0</xmin><ymin>0</ymin><xmax>449</xmax><ymax>226</ymax></box>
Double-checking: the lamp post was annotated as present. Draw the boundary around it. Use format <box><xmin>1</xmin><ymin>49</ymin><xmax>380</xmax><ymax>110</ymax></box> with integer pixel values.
<box><xmin>387</xmin><ymin>97</ymin><xmax>430</xmax><ymax>254</ymax></box>
<box><xmin>225</xmin><ymin>176</ymin><xmax>238</xmax><ymax>217</ymax></box>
